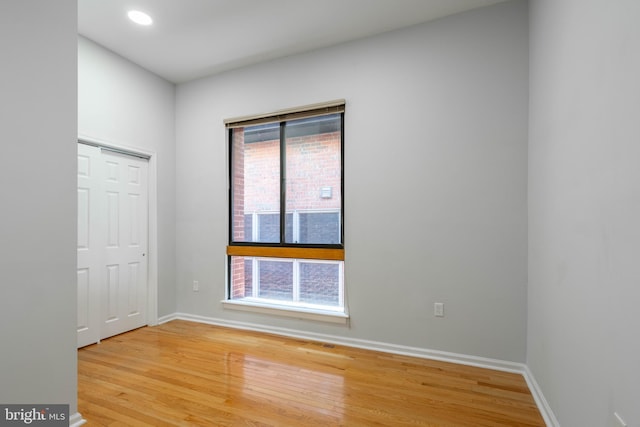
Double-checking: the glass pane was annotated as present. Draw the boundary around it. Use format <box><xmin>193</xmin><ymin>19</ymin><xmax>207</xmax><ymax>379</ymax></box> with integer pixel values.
<box><xmin>257</xmin><ymin>213</ymin><xmax>279</xmax><ymax>243</ymax></box>
<box><xmin>299</xmin><ymin>212</ymin><xmax>340</xmax><ymax>244</ymax></box>
<box><xmin>230</xmin><ymin>257</ymin><xmax>343</xmax><ymax>309</ymax></box>
<box><xmin>243</xmin><ymin>214</ymin><xmax>253</xmax><ymax>241</ymax></box>
<box><xmin>231</xmin><ymin>125</ymin><xmax>280</xmax><ymax>242</ymax></box>
<box><xmin>285</xmin><ymin>213</ymin><xmax>293</xmax><ymax>243</ymax></box>
<box><xmin>229</xmin><ymin>256</ymin><xmax>251</xmax><ymax>299</ymax></box>
<box><xmin>299</xmin><ymin>262</ymin><xmax>341</xmax><ymax>306</ymax></box>
<box><xmin>258</xmin><ymin>260</ymin><xmax>293</xmax><ymax>301</ymax></box>
<box><xmin>243</xmin><ymin>258</ymin><xmax>253</xmax><ymax>296</ymax></box>
<box><xmin>285</xmin><ymin>114</ymin><xmax>342</xmax><ymax>244</ymax></box>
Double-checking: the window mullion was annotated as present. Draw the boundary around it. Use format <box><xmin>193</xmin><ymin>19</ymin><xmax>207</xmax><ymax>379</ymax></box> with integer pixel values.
<box><xmin>292</xmin><ymin>259</ymin><xmax>300</xmax><ymax>302</ymax></box>
<box><xmin>252</xmin><ymin>212</ymin><xmax>258</xmax><ymax>241</ymax></box>
<box><xmin>252</xmin><ymin>258</ymin><xmax>259</xmax><ymax>298</ymax></box>
<box><xmin>293</xmin><ymin>210</ymin><xmax>299</xmax><ymax>243</ymax></box>
<box><xmin>279</xmin><ymin>121</ymin><xmax>286</xmax><ymax>245</ymax></box>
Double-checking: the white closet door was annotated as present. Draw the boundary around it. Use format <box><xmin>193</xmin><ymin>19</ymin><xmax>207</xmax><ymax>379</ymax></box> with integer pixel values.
<box><xmin>100</xmin><ymin>148</ymin><xmax>149</xmax><ymax>340</ymax></box>
<box><xmin>77</xmin><ymin>143</ymin><xmax>149</xmax><ymax>348</ymax></box>
<box><xmin>77</xmin><ymin>144</ymin><xmax>103</xmax><ymax>348</ymax></box>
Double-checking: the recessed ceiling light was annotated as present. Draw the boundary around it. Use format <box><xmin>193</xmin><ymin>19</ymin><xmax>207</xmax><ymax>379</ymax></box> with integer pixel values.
<box><xmin>127</xmin><ymin>10</ymin><xmax>153</xmax><ymax>26</ymax></box>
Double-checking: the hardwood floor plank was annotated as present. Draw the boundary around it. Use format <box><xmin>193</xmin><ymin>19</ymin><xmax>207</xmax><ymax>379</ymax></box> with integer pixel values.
<box><xmin>78</xmin><ymin>320</ymin><xmax>544</xmax><ymax>426</ymax></box>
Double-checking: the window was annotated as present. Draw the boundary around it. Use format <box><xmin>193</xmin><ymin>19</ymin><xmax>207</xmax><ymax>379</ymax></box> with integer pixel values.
<box><xmin>226</xmin><ymin>101</ymin><xmax>345</xmax><ymax>319</ymax></box>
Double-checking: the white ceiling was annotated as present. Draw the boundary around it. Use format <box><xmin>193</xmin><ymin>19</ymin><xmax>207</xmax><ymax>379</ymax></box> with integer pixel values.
<box><xmin>78</xmin><ymin>0</ymin><xmax>505</xmax><ymax>83</ymax></box>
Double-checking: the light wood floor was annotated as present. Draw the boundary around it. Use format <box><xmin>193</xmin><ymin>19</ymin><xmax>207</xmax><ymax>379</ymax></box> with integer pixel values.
<box><xmin>78</xmin><ymin>320</ymin><xmax>544</xmax><ymax>426</ymax></box>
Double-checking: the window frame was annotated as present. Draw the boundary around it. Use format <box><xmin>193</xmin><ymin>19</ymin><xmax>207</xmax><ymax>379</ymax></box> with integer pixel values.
<box><xmin>226</xmin><ymin>101</ymin><xmax>345</xmax><ymax>257</ymax></box>
<box><xmin>224</xmin><ymin>101</ymin><xmax>346</xmax><ymax>320</ymax></box>
<box><xmin>227</xmin><ymin>116</ymin><xmax>344</xmax><ymax>252</ymax></box>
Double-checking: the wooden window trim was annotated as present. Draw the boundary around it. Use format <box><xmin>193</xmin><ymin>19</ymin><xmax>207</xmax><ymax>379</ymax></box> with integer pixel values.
<box><xmin>227</xmin><ymin>245</ymin><xmax>344</xmax><ymax>261</ymax></box>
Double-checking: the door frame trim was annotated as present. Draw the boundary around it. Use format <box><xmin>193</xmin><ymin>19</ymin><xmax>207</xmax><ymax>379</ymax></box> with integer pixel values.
<box><xmin>78</xmin><ymin>135</ymin><xmax>158</xmax><ymax>327</ymax></box>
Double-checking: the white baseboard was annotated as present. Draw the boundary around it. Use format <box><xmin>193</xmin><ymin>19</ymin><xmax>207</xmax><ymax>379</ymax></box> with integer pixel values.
<box><xmin>69</xmin><ymin>412</ymin><xmax>86</xmax><ymax>426</ymax></box>
<box><xmin>522</xmin><ymin>365</ymin><xmax>560</xmax><ymax>427</ymax></box>
<box><xmin>157</xmin><ymin>312</ymin><xmax>559</xmax><ymax>427</ymax></box>
<box><xmin>165</xmin><ymin>312</ymin><xmax>524</xmax><ymax>372</ymax></box>
<box><xmin>157</xmin><ymin>312</ymin><xmax>179</xmax><ymax>324</ymax></box>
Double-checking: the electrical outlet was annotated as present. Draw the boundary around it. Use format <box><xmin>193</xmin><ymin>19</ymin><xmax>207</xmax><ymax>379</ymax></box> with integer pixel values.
<box><xmin>434</xmin><ymin>302</ymin><xmax>444</xmax><ymax>317</ymax></box>
<box><xmin>614</xmin><ymin>413</ymin><xmax>627</xmax><ymax>427</ymax></box>
<box><xmin>193</xmin><ymin>280</ymin><xmax>199</xmax><ymax>292</ymax></box>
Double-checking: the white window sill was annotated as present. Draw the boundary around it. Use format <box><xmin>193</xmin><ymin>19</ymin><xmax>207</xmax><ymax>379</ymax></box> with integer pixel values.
<box><xmin>221</xmin><ymin>299</ymin><xmax>349</xmax><ymax>324</ymax></box>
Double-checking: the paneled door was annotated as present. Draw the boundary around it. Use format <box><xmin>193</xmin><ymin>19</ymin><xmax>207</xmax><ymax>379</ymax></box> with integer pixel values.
<box><xmin>77</xmin><ymin>143</ymin><xmax>149</xmax><ymax>348</ymax></box>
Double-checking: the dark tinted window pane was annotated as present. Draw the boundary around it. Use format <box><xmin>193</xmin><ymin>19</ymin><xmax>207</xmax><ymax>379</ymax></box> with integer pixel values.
<box><xmin>285</xmin><ymin>213</ymin><xmax>293</xmax><ymax>243</ymax></box>
<box><xmin>298</xmin><ymin>212</ymin><xmax>340</xmax><ymax>244</ymax></box>
<box><xmin>244</xmin><ymin>214</ymin><xmax>253</xmax><ymax>240</ymax></box>
<box><xmin>285</xmin><ymin>115</ymin><xmax>341</xmax><ymax>244</ymax></box>
<box><xmin>258</xmin><ymin>213</ymin><xmax>279</xmax><ymax>243</ymax></box>
<box><xmin>231</xmin><ymin>126</ymin><xmax>280</xmax><ymax>242</ymax></box>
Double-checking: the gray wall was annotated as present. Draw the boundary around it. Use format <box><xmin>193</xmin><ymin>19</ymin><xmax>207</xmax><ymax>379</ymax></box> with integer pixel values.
<box><xmin>176</xmin><ymin>0</ymin><xmax>529</xmax><ymax>362</ymax></box>
<box><xmin>0</xmin><ymin>0</ymin><xmax>78</xmax><ymax>413</ymax></box>
<box><xmin>528</xmin><ymin>0</ymin><xmax>640</xmax><ymax>425</ymax></box>
<box><xmin>78</xmin><ymin>36</ymin><xmax>177</xmax><ymax>317</ymax></box>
